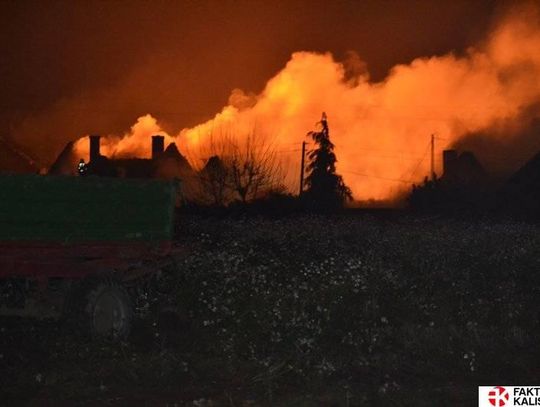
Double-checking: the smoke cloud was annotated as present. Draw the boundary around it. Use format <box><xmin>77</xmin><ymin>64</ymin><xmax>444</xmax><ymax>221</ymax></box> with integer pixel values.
<box><xmin>24</xmin><ymin>3</ymin><xmax>540</xmax><ymax>200</ymax></box>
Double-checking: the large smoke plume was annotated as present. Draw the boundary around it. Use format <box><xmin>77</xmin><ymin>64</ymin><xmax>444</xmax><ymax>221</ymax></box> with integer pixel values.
<box><xmin>20</xmin><ymin>4</ymin><xmax>540</xmax><ymax>200</ymax></box>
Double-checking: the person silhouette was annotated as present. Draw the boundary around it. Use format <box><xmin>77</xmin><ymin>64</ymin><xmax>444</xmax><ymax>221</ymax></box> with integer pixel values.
<box><xmin>78</xmin><ymin>159</ymin><xmax>88</xmax><ymax>176</ymax></box>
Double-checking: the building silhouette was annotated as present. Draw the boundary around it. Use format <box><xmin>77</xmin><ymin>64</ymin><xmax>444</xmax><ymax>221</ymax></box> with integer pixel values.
<box><xmin>409</xmin><ymin>149</ymin><xmax>490</xmax><ymax>213</ymax></box>
<box><xmin>440</xmin><ymin>149</ymin><xmax>487</xmax><ymax>186</ymax></box>
<box><xmin>499</xmin><ymin>150</ymin><xmax>540</xmax><ymax>215</ymax></box>
<box><xmin>49</xmin><ymin>135</ymin><xmax>194</xmax><ymax>179</ymax></box>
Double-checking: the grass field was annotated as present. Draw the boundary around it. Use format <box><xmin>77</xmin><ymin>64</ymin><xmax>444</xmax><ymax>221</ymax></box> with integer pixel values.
<box><xmin>2</xmin><ymin>213</ymin><xmax>540</xmax><ymax>405</ymax></box>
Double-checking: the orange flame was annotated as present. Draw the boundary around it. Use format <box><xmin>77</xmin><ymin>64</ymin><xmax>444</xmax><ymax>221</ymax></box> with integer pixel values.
<box><xmin>74</xmin><ymin>5</ymin><xmax>540</xmax><ymax>201</ymax></box>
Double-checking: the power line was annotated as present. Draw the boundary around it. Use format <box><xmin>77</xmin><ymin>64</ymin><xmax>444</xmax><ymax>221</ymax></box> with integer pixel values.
<box><xmin>341</xmin><ymin>170</ymin><xmax>414</xmax><ymax>184</ymax></box>
<box><xmin>405</xmin><ymin>141</ymin><xmax>431</xmax><ymax>182</ymax></box>
<box><xmin>351</xmin><ymin>154</ymin><xmax>427</xmax><ymax>161</ymax></box>
<box><xmin>275</xmin><ymin>148</ymin><xmax>301</xmax><ymax>153</ymax></box>
<box><xmin>333</xmin><ymin>145</ymin><xmax>431</xmax><ymax>155</ymax></box>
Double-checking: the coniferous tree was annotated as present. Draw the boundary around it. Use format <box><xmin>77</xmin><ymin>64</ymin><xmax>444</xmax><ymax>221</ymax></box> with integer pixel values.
<box><xmin>304</xmin><ymin>112</ymin><xmax>352</xmax><ymax>209</ymax></box>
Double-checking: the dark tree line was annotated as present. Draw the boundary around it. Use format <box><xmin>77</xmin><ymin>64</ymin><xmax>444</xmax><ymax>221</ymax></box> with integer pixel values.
<box><xmin>192</xmin><ymin>113</ymin><xmax>352</xmax><ymax>211</ymax></box>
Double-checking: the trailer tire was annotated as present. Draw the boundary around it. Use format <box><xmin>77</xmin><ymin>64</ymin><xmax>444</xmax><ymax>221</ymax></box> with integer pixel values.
<box><xmin>66</xmin><ymin>277</ymin><xmax>133</xmax><ymax>340</ymax></box>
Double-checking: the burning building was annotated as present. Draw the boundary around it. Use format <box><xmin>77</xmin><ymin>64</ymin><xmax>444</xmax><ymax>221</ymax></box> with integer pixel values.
<box><xmin>50</xmin><ymin>134</ymin><xmax>194</xmax><ymax>180</ymax></box>
<box><xmin>87</xmin><ymin>134</ymin><xmax>193</xmax><ymax>179</ymax></box>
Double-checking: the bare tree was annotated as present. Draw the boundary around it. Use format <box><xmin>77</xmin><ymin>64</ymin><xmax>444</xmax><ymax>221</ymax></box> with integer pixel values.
<box><xmin>190</xmin><ymin>130</ymin><xmax>285</xmax><ymax>205</ymax></box>
<box><xmin>189</xmin><ymin>132</ymin><xmax>233</xmax><ymax>206</ymax></box>
<box><xmin>199</xmin><ymin>155</ymin><xmax>229</xmax><ymax>206</ymax></box>
<box><xmin>226</xmin><ymin>132</ymin><xmax>284</xmax><ymax>203</ymax></box>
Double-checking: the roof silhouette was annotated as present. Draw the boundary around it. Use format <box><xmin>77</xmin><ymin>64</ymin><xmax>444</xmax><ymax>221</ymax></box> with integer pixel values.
<box><xmin>0</xmin><ymin>135</ymin><xmax>39</xmax><ymax>173</ymax></box>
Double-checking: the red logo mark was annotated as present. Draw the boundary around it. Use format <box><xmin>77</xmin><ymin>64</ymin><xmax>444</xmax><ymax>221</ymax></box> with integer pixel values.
<box><xmin>489</xmin><ymin>386</ymin><xmax>509</xmax><ymax>406</ymax></box>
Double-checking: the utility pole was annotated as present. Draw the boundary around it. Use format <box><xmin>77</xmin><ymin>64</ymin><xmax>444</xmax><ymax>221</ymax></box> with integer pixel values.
<box><xmin>430</xmin><ymin>134</ymin><xmax>435</xmax><ymax>181</ymax></box>
<box><xmin>299</xmin><ymin>141</ymin><xmax>306</xmax><ymax>196</ymax></box>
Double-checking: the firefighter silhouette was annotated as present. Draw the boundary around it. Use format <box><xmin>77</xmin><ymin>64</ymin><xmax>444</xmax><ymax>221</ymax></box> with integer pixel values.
<box><xmin>78</xmin><ymin>159</ymin><xmax>88</xmax><ymax>176</ymax></box>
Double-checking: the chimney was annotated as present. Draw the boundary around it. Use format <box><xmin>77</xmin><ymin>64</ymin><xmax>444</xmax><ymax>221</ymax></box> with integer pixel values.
<box><xmin>152</xmin><ymin>135</ymin><xmax>165</xmax><ymax>159</ymax></box>
<box><xmin>442</xmin><ymin>149</ymin><xmax>458</xmax><ymax>179</ymax></box>
<box><xmin>89</xmin><ymin>135</ymin><xmax>101</xmax><ymax>162</ymax></box>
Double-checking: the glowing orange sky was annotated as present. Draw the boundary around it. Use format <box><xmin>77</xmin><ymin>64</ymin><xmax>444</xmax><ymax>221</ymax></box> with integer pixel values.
<box><xmin>3</xmin><ymin>1</ymin><xmax>540</xmax><ymax>200</ymax></box>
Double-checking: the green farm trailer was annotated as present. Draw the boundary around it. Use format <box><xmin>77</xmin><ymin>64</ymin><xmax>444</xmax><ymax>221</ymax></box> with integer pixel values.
<box><xmin>0</xmin><ymin>174</ymin><xmax>179</xmax><ymax>338</ymax></box>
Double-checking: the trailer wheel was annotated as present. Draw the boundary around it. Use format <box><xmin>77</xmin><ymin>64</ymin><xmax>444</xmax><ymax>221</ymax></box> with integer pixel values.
<box><xmin>85</xmin><ymin>280</ymin><xmax>133</xmax><ymax>339</ymax></box>
<box><xmin>65</xmin><ymin>277</ymin><xmax>133</xmax><ymax>340</ymax></box>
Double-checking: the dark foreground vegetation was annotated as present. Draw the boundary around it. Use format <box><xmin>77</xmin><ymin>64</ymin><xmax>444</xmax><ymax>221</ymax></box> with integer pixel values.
<box><xmin>2</xmin><ymin>213</ymin><xmax>540</xmax><ymax>406</ymax></box>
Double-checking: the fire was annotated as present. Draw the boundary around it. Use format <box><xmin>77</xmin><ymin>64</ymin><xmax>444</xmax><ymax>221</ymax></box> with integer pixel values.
<box><xmin>74</xmin><ymin>4</ymin><xmax>540</xmax><ymax>201</ymax></box>
<box><xmin>74</xmin><ymin>114</ymin><xmax>175</xmax><ymax>159</ymax></box>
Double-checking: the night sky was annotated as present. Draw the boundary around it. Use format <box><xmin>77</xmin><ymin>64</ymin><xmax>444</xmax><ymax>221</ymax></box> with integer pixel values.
<box><xmin>1</xmin><ymin>0</ymin><xmax>510</xmax><ymax>162</ymax></box>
